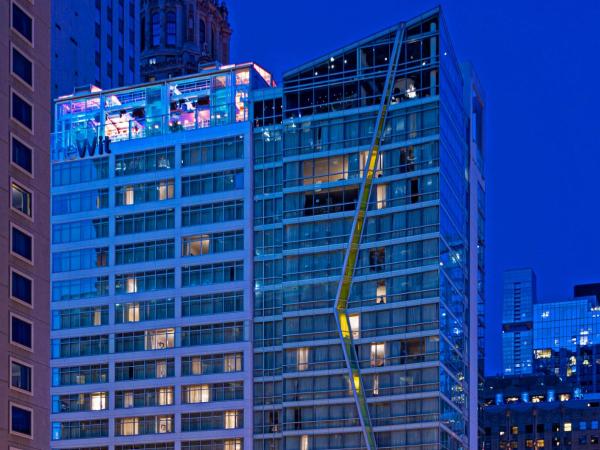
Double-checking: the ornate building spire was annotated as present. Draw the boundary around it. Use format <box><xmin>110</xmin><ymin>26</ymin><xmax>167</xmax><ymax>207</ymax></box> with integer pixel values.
<box><xmin>140</xmin><ymin>0</ymin><xmax>232</xmax><ymax>81</ymax></box>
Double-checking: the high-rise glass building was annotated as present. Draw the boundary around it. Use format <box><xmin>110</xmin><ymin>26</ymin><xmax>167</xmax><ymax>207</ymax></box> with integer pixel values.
<box><xmin>502</xmin><ymin>268</ymin><xmax>536</xmax><ymax>376</ymax></box>
<box><xmin>49</xmin><ymin>7</ymin><xmax>484</xmax><ymax>450</ymax></box>
<box><xmin>533</xmin><ymin>294</ymin><xmax>600</xmax><ymax>393</ymax></box>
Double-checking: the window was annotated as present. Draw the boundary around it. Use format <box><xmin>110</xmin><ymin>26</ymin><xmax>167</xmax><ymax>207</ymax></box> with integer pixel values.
<box><xmin>564</xmin><ymin>423</ymin><xmax>572</xmax><ymax>432</ymax></box>
<box><xmin>52</xmin><ymin>189</ymin><xmax>109</xmax><ymax>215</ymax></box>
<box><xmin>11</xmin><ymin>136</ymin><xmax>33</xmax><ymax>174</ymax></box>
<box><xmin>11</xmin><ymin>182</ymin><xmax>32</xmax><ymax>217</ymax></box>
<box><xmin>12</xmin><ymin>91</ymin><xmax>33</xmax><ymax>130</ymax></box>
<box><xmin>11</xmin><ymin>359</ymin><xmax>32</xmax><ymax>392</ymax></box>
<box><xmin>349</xmin><ymin>314</ymin><xmax>360</xmax><ymax>339</ymax></box>
<box><xmin>151</xmin><ymin>13</ymin><xmax>160</xmax><ymax>46</ymax></box>
<box><xmin>52</xmin><ymin>276</ymin><xmax>109</xmax><ymax>302</ymax></box>
<box><xmin>225</xmin><ymin>410</ymin><xmax>239</xmax><ymax>430</ymax></box>
<box><xmin>10</xmin><ymin>404</ymin><xmax>32</xmax><ymax>437</ymax></box>
<box><xmin>370</xmin><ymin>342</ymin><xmax>385</xmax><ymax>367</ymax></box>
<box><xmin>12</xmin><ymin>3</ymin><xmax>33</xmax><ymax>43</ymax></box>
<box><xmin>11</xmin><ymin>315</ymin><xmax>33</xmax><ymax>349</ymax></box>
<box><xmin>166</xmin><ymin>11</ymin><xmax>176</xmax><ymax>46</ymax></box>
<box><xmin>297</xmin><ymin>347</ymin><xmax>309</xmax><ymax>371</ymax></box>
<box><xmin>115</xmin><ymin>359</ymin><xmax>174</xmax><ymax>381</ymax></box>
<box><xmin>12</xmin><ymin>46</ymin><xmax>33</xmax><ymax>86</ymax></box>
<box><xmin>11</xmin><ymin>269</ymin><xmax>32</xmax><ymax>305</ymax></box>
<box><xmin>12</xmin><ymin>225</ymin><xmax>33</xmax><ymax>261</ymax></box>
<box><xmin>52</xmin><ymin>364</ymin><xmax>108</xmax><ymax>386</ymax></box>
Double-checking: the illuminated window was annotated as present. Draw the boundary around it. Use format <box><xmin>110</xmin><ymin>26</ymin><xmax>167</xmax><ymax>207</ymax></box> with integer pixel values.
<box><xmin>184</xmin><ymin>385</ymin><xmax>209</xmax><ymax>404</ymax></box>
<box><xmin>93</xmin><ymin>307</ymin><xmax>103</xmax><ymax>326</ymax></box>
<box><xmin>297</xmin><ymin>347</ymin><xmax>309</xmax><ymax>371</ymax></box>
<box><xmin>158</xmin><ymin>415</ymin><xmax>172</xmax><ymax>433</ymax></box>
<box><xmin>370</xmin><ymin>343</ymin><xmax>385</xmax><ymax>367</ymax></box>
<box><xmin>373</xmin><ymin>374</ymin><xmax>380</xmax><ymax>395</ymax></box>
<box><xmin>11</xmin><ymin>182</ymin><xmax>32</xmax><ymax>217</ymax></box>
<box><xmin>376</xmin><ymin>281</ymin><xmax>387</xmax><ymax>304</ymax></box>
<box><xmin>120</xmin><ymin>417</ymin><xmax>139</xmax><ymax>436</ymax></box>
<box><xmin>158</xmin><ymin>387</ymin><xmax>173</xmax><ymax>406</ymax></box>
<box><xmin>559</xmin><ymin>393</ymin><xmax>571</xmax><ymax>402</ymax></box>
<box><xmin>376</xmin><ymin>184</ymin><xmax>387</xmax><ymax>209</ymax></box>
<box><xmin>536</xmin><ymin>439</ymin><xmax>545</xmax><ymax>448</ymax></box>
<box><xmin>224</xmin><ymin>410</ymin><xmax>238</xmax><ymax>429</ymax></box>
<box><xmin>349</xmin><ymin>314</ymin><xmax>360</xmax><ymax>339</ymax></box>
<box><xmin>127</xmin><ymin>303</ymin><xmax>140</xmax><ymax>322</ymax></box>
<box><xmin>224</xmin><ymin>440</ymin><xmax>242</xmax><ymax>450</ymax></box>
<box><xmin>224</xmin><ymin>353</ymin><xmax>242</xmax><ymax>372</ymax></box>
<box><xmin>90</xmin><ymin>392</ymin><xmax>107</xmax><ymax>410</ymax></box>
<box><xmin>564</xmin><ymin>423</ymin><xmax>572</xmax><ymax>432</ymax></box>
<box><xmin>145</xmin><ymin>328</ymin><xmax>174</xmax><ymax>350</ymax></box>
<box><xmin>156</xmin><ymin>360</ymin><xmax>167</xmax><ymax>378</ymax></box>
<box><xmin>300</xmin><ymin>435</ymin><xmax>309</xmax><ymax>450</ymax></box>
<box><xmin>534</xmin><ymin>349</ymin><xmax>551</xmax><ymax>359</ymax></box>
<box><xmin>511</xmin><ymin>426</ymin><xmax>518</xmax><ymax>435</ymax></box>
<box><xmin>123</xmin><ymin>391</ymin><xmax>134</xmax><ymax>408</ymax></box>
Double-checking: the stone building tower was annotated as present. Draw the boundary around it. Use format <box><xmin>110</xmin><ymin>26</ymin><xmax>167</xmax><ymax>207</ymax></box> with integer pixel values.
<box><xmin>140</xmin><ymin>0</ymin><xmax>232</xmax><ymax>81</ymax></box>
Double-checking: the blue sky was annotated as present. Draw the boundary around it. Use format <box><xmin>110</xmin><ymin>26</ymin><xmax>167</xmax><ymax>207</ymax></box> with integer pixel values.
<box><xmin>227</xmin><ymin>0</ymin><xmax>600</xmax><ymax>374</ymax></box>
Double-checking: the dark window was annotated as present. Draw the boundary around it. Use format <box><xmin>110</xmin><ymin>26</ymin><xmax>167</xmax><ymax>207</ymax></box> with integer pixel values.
<box><xmin>141</xmin><ymin>16</ymin><xmax>145</xmax><ymax>51</ymax></box>
<box><xmin>12</xmin><ymin>226</ymin><xmax>32</xmax><ymax>261</ymax></box>
<box><xmin>199</xmin><ymin>19</ymin><xmax>205</xmax><ymax>44</ymax></box>
<box><xmin>151</xmin><ymin>13</ymin><xmax>160</xmax><ymax>47</ymax></box>
<box><xmin>11</xmin><ymin>405</ymin><xmax>32</xmax><ymax>436</ymax></box>
<box><xmin>95</xmin><ymin>51</ymin><xmax>101</xmax><ymax>67</ymax></box>
<box><xmin>12</xmin><ymin>47</ymin><xmax>32</xmax><ymax>85</ymax></box>
<box><xmin>11</xmin><ymin>316</ymin><xmax>32</xmax><ymax>349</ymax></box>
<box><xmin>107</xmin><ymin>33</ymin><xmax>113</xmax><ymax>49</ymax></box>
<box><xmin>107</xmin><ymin>5</ymin><xmax>113</xmax><ymax>21</ymax></box>
<box><xmin>129</xmin><ymin>2</ymin><xmax>135</xmax><ymax>17</ymax></box>
<box><xmin>12</xmin><ymin>4</ymin><xmax>32</xmax><ymax>43</ymax></box>
<box><xmin>12</xmin><ymin>92</ymin><xmax>33</xmax><ymax>129</ymax></box>
<box><xmin>12</xmin><ymin>271</ymin><xmax>32</xmax><ymax>304</ymax></box>
<box><xmin>166</xmin><ymin>11</ymin><xmax>176</xmax><ymax>46</ymax></box>
<box><xmin>107</xmin><ymin>63</ymin><xmax>112</xmax><ymax>77</ymax></box>
<box><xmin>95</xmin><ymin>0</ymin><xmax>100</xmax><ymax>10</ymax></box>
<box><xmin>11</xmin><ymin>361</ymin><xmax>32</xmax><ymax>391</ymax></box>
<box><xmin>118</xmin><ymin>46</ymin><xmax>124</xmax><ymax>61</ymax></box>
<box><xmin>12</xmin><ymin>137</ymin><xmax>33</xmax><ymax>173</ymax></box>
<box><xmin>95</xmin><ymin>22</ymin><xmax>101</xmax><ymax>38</ymax></box>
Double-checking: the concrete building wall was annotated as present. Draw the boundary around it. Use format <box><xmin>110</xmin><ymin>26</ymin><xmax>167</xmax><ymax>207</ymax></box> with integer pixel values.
<box><xmin>1</xmin><ymin>0</ymin><xmax>51</xmax><ymax>448</ymax></box>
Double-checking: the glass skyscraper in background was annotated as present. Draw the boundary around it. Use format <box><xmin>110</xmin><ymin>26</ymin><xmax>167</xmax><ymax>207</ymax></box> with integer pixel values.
<box><xmin>49</xmin><ymin>7</ymin><xmax>485</xmax><ymax>450</ymax></box>
<box><xmin>501</xmin><ymin>268</ymin><xmax>536</xmax><ymax>376</ymax></box>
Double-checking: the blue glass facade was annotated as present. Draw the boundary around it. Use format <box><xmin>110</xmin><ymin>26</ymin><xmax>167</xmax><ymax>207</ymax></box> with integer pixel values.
<box><xmin>502</xmin><ymin>268</ymin><xmax>536</xmax><ymax>376</ymax></box>
<box><xmin>50</xmin><ymin>8</ymin><xmax>483</xmax><ymax>450</ymax></box>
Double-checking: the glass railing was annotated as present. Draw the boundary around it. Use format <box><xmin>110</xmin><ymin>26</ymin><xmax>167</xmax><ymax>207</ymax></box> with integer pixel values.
<box><xmin>52</xmin><ymin>107</ymin><xmax>247</xmax><ymax>162</ymax></box>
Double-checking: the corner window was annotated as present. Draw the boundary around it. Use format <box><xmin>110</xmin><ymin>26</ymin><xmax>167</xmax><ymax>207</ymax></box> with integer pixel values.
<box><xmin>10</xmin><ymin>404</ymin><xmax>33</xmax><ymax>437</ymax></box>
<box><xmin>11</xmin><ymin>136</ymin><xmax>33</xmax><ymax>174</ymax></box>
<box><xmin>11</xmin><ymin>182</ymin><xmax>32</xmax><ymax>217</ymax></box>
<box><xmin>12</xmin><ymin>3</ymin><xmax>33</xmax><ymax>43</ymax></box>
<box><xmin>11</xmin><ymin>315</ymin><xmax>33</xmax><ymax>350</ymax></box>
<box><xmin>12</xmin><ymin>46</ymin><xmax>33</xmax><ymax>86</ymax></box>
<box><xmin>11</xmin><ymin>269</ymin><xmax>32</xmax><ymax>305</ymax></box>
<box><xmin>11</xmin><ymin>359</ymin><xmax>32</xmax><ymax>392</ymax></box>
<box><xmin>12</xmin><ymin>91</ymin><xmax>33</xmax><ymax>130</ymax></box>
<box><xmin>11</xmin><ymin>225</ymin><xmax>33</xmax><ymax>262</ymax></box>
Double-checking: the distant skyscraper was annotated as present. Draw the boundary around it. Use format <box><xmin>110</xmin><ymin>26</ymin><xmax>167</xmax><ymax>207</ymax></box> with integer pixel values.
<box><xmin>49</xmin><ymin>7</ymin><xmax>483</xmax><ymax>450</ymax></box>
<box><xmin>139</xmin><ymin>0</ymin><xmax>232</xmax><ymax>82</ymax></box>
<box><xmin>2</xmin><ymin>0</ymin><xmax>51</xmax><ymax>447</ymax></box>
<box><xmin>502</xmin><ymin>268</ymin><xmax>537</xmax><ymax>375</ymax></box>
<box><xmin>51</xmin><ymin>0</ymin><xmax>140</xmax><ymax>99</ymax></box>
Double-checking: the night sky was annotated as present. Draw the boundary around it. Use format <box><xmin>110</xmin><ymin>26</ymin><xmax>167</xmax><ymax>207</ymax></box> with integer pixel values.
<box><xmin>227</xmin><ymin>0</ymin><xmax>600</xmax><ymax>375</ymax></box>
